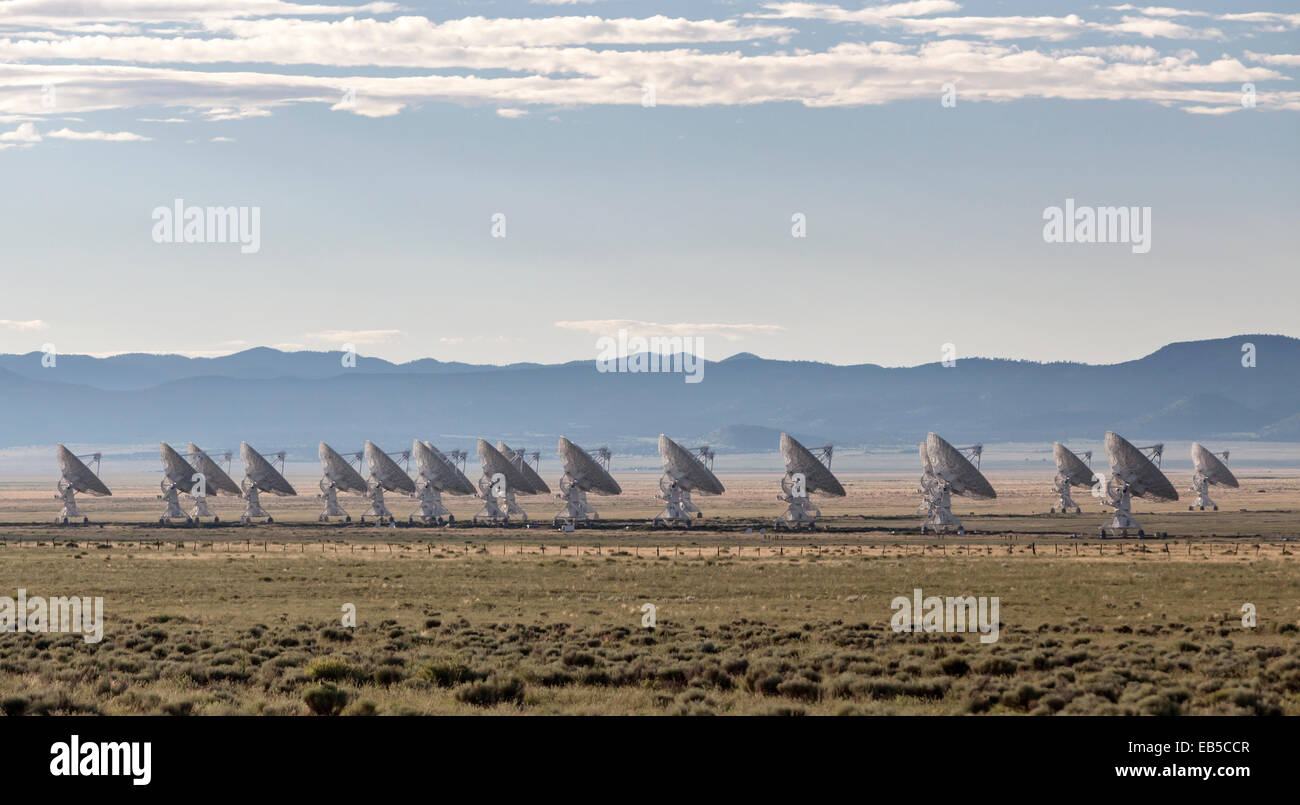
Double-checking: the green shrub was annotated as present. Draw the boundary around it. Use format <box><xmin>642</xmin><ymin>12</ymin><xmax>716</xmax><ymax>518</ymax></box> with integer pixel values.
<box><xmin>303</xmin><ymin>684</ymin><xmax>349</xmax><ymax>716</ymax></box>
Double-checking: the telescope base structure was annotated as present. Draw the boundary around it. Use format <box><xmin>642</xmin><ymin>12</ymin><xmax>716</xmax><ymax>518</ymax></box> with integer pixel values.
<box><xmin>317</xmin><ymin>481</ymin><xmax>352</xmax><ymax>523</ymax></box>
<box><xmin>1101</xmin><ymin>486</ymin><xmax>1145</xmax><ymax>537</ymax></box>
<box><xmin>188</xmin><ymin>494</ymin><xmax>221</xmax><ymax>523</ymax></box>
<box><xmin>1188</xmin><ymin>475</ymin><xmax>1218</xmax><ymax>511</ymax></box>
<box><xmin>776</xmin><ymin>473</ymin><xmax>822</xmax><ymax>529</ymax></box>
<box><xmin>240</xmin><ymin>485</ymin><xmax>275</xmax><ymax>525</ymax></box>
<box><xmin>653</xmin><ymin>476</ymin><xmax>702</xmax><ymax>527</ymax></box>
<box><xmin>554</xmin><ymin>479</ymin><xmax>599</xmax><ymax>526</ymax></box>
<box><xmin>55</xmin><ymin>485</ymin><xmax>89</xmax><ymax>525</ymax></box>
<box><xmin>473</xmin><ymin>476</ymin><xmax>517</xmax><ymax>524</ymax></box>
<box><xmin>919</xmin><ymin>482</ymin><xmax>964</xmax><ymax>535</ymax></box>
<box><xmin>360</xmin><ymin>484</ymin><xmax>395</xmax><ymax>524</ymax></box>
<box><xmin>1050</xmin><ymin>477</ymin><xmax>1082</xmax><ymax>514</ymax></box>
<box><xmin>409</xmin><ymin>484</ymin><xmax>452</xmax><ymax>525</ymax></box>
<box><xmin>158</xmin><ymin>486</ymin><xmax>193</xmax><ymax>526</ymax></box>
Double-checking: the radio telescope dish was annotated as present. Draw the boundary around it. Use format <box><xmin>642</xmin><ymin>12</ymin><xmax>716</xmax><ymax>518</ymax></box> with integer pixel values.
<box><xmin>1189</xmin><ymin>442</ymin><xmax>1238</xmax><ymax>511</ymax></box>
<box><xmin>916</xmin><ymin>442</ymin><xmax>935</xmax><ymax>517</ymax></box>
<box><xmin>55</xmin><ymin>444</ymin><xmax>110</xmax><ymax>525</ymax></box>
<box><xmin>238</xmin><ymin>442</ymin><xmax>296</xmax><ymax>524</ymax></box>
<box><xmin>498</xmin><ymin>442</ymin><xmax>551</xmax><ymax>495</ymax></box>
<box><xmin>554</xmin><ymin>437</ymin><xmax>621</xmax><ymax>526</ymax></box>
<box><xmin>1049</xmin><ymin>443</ymin><xmax>1094</xmax><ymax>515</ymax></box>
<box><xmin>409</xmin><ymin>440</ymin><xmax>475</xmax><ymax>525</ymax></box>
<box><xmin>318</xmin><ymin>442</ymin><xmax>367</xmax><ymax>522</ymax></box>
<box><xmin>919</xmin><ymin>433</ymin><xmax>995</xmax><ymax>535</ymax></box>
<box><xmin>357</xmin><ymin>440</ymin><xmax>414</xmax><ymax>524</ymax></box>
<box><xmin>474</xmin><ymin>439</ymin><xmax>533</xmax><ymax>524</ymax></box>
<box><xmin>418</xmin><ymin>441</ymin><xmax>476</xmax><ymax>495</ymax></box>
<box><xmin>776</xmin><ymin>434</ymin><xmax>844</xmax><ymax>529</ymax></box>
<box><xmin>187</xmin><ymin>444</ymin><xmax>242</xmax><ymax>496</ymax></box>
<box><xmin>1099</xmin><ymin>431</ymin><xmax>1177</xmax><ymax>536</ymax></box>
<box><xmin>241</xmin><ymin>443</ymin><xmax>296</xmax><ymax>496</ymax></box>
<box><xmin>157</xmin><ymin>442</ymin><xmax>212</xmax><ymax>525</ymax></box>
<box><xmin>365</xmin><ymin>441</ymin><xmax>416</xmax><ymax>495</ymax></box>
<box><xmin>654</xmin><ymin>434</ymin><xmax>725</xmax><ymax>526</ymax></box>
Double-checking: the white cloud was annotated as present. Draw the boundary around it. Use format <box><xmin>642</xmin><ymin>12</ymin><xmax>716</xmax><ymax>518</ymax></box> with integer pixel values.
<box><xmin>304</xmin><ymin>329</ymin><xmax>402</xmax><ymax>345</ymax></box>
<box><xmin>0</xmin><ymin>5</ymin><xmax>1292</xmax><ymax>125</ymax></box>
<box><xmin>45</xmin><ymin>127</ymin><xmax>151</xmax><ymax>141</ymax></box>
<box><xmin>1246</xmin><ymin>51</ymin><xmax>1300</xmax><ymax>67</ymax></box>
<box><xmin>0</xmin><ymin>319</ymin><xmax>47</xmax><ymax>330</ymax></box>
<box><xmin>0</xmin><ymin>121</ymin><xmax>42</xmax><ymax>142</ymax></box>
<box><xmin>555</xmin><ymin>320</ymin><xmax>786</xmax><ymax>341</ymax></box>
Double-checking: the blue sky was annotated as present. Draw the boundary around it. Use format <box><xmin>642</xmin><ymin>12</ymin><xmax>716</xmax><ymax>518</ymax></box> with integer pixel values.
<box><xmin>0</xmin><ymin>0</ymin><xmax>1296</xmax><ymax>366</ymax></box>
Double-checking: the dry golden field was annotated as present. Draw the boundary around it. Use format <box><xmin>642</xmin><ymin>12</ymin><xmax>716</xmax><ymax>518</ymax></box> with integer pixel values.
<box><xmin>0</xmin><ymin>472</ymin><xmax>1296</xmax><ymax>716</ymax></box>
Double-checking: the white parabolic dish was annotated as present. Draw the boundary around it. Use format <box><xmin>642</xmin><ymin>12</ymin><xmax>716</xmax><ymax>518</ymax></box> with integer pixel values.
<box><xmin>1191</xmin><ymin>442</ymin><xmax>1239</xmax><ymax>488</ymax></box>
<box><xmin>364</xmin><ymin>440</ymin><xmax>416</xmax><ymax>494</ymax></box>
<box><xmin>188</xmin><ymin>443</ymin><xmax>242</xmax><ymax>495</ymax></box>
<box><xmin>1105</xmin><ymin>431</ymin><xmax>1178</xmax><ymax>501</ymax></box>
<box><xmin>160</xmin><ymin>442</ymin><xmax>205</xmax><ymax>493</ymax></box>
<box><xmin>658</xmin><ymin>434</ymin><xmax>725</xmax><ymax>495</ymax></box>
<box><xmin>413</xmin><ymin>440</ymin><xmax>476</xmax><ymax>495</ymax></box>
<box><xmin>1053</xmin><ymin>443</ymin><xmax>1095</xmax><ymax>488</ymax></box>
<box><xmin>780</xmin><ymin>433</ymin><xmax>845</xmax><ymax>497</ymax></box>
<box><xmin>477</xmin><ymin>439</ymin><xmax>531</xmax><ymax>492</ymax></box>
<box><xmin>926</xmin><ymin>433</ymin><xmax>996</xmax><ymax>499</ymax></box>
<box><xmin>558</xmin><ymin>436</ymin><xmax>621</xmax><ymax>495</ymax></box>
<box><xmin>57</xmin><ymin>444</ymin><xmax>111</xmax><ymax>496</ymax></box>
<box><xmin>498</xmin><ymin>442</ymin><xmax>551</xmax><ymax>495</ymax></box>
<box><xmin>240</xmin><ymin>442</ymin><xmax>296</xmax><ymax>496</ymax></box>
<box><xmin>319</xmin><ymin>442</ymin><xmax>369</xmax><ymax>494</ymax></box>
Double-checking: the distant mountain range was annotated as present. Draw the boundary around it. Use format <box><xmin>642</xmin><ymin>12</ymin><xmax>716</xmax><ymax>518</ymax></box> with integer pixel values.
<box><xmin>0</xmin><ymin>335</ymin><xmax>1295</xmax><ymax>456</ymax></box>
